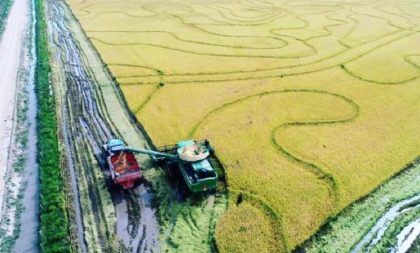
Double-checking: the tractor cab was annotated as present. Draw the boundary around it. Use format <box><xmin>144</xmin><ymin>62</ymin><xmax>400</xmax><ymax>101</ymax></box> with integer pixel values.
<box><xmin>104</xmin><ymin>139</ymin><xmax>125</xmax><ymax>154</ymax></box>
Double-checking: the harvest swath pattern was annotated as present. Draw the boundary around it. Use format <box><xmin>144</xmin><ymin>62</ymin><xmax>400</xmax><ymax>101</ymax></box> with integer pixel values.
<box><xmin>68</xmin><ymin>0</ymin><xmax>420</xmax><ymax>251</ymax></box>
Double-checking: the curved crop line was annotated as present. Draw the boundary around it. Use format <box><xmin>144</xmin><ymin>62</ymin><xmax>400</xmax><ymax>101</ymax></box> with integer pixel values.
<box><xmin>138</xmin><ymin>3</ymin><xmax>295</xmax><ymax>44</ymax></box>
<box><xmin>79</xmin><ymin>11</ymin><xmax>156</xmax><ymax>21</ymax></box>
<box><xmin>115</xmin><ymin>30</ymin><xmax>416</xmax><ymax>85</ymax></box>
<box><xmin>269</xmin><ymin>12</ymin><xmax>347</xmax><ymax>42</ymax></box>
<box><xmin>169</xmin><ymin>12</ymin><xmax>293</xmax><ymax>44</ymax></box>
<box><xmin>89</xmin><ymin>36</ymin><xmax>310</xmax><ymax>59</ymax></box>
<box><xmin>133</xmin><ymin>84</ymin><xmax>162</xmax><ymax>115</ymax></box>
<box><xmin>395</xmin><ymin>3</ymin><xmax>420</xmax><ymax>19</ymax></box>
<box><xmin>111</xmin><ymin>29</ymin><xmax>414</xmax><ymax>82</ymax></box>
<box><xmin>76</xmin><ymin>0</ymin><xmax>416</xmax><ymax>84</ymax></box>
<box><xmin>196</xmin><ymin>12</ymin><xmax>288</xmax><ymax>27</ymax></box>
<box><xmin>341</xmin><ymin>53</ymin><xmax>420</xmax><ymax>85</ymax></box>
<box><xmin>195</xmin><ymin>2</ymin><xmax>279</xmax><ymax>23</ymax></box>
<box><xmin>87</xmin><ymin>30</ymin><xmax>289</xmax><ymax>50</ymax></box>
<box><xmin>109</xmin><ymin>62</ymin><xmax>163</xmax><ymax>74</ymax></box>
<box><xmin>187</xmin><ymin>0</ymin><xmax>287</xmax><ymax>26</ymax></box>
<box><xmin>404</xmin><ymin>54</ymin><xmax>420</xmax><ymax>69</ymax></box>
<box><xmin>81</xmin><ymin>4</ymin><xmax>290</xmax><ymax>43</ymax></box>
<box><xmin>341</xmin><ymin>8</ymin><xmax>405</xmax><ymax>47</ymax></box>
<box><xmin>228</xmin><ymin>188</ymin><xmax>288</xmax><ymax>252</ymax></box>
<box><xmin>375</xmin><ymin>3</ymin><xmax>414</xmax><ymax>26</ymax></box>
<box><xmin>283</xmin><ymin>0</ymin><xmax>348</xmax><ymax>9</ymax></box>
<box><xmin>188</xmin><ymin>89</ymin><xmax>360</xmax><ymax>208</ymax></box>
<box><xmin>352</xmin><ymin>8</ymin><xmax>409</xmax><ymax>30</ymax></box>
<box><xmin>76</xmin><ymin>1</ymin><xmax>157</xmax><ymax>19</ymax></box>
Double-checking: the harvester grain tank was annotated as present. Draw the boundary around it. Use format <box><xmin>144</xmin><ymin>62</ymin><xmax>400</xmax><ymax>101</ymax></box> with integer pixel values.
<box><xmin>102</xmin><ymin>139</ymin><xmax>218</xmax><ymax>192</ymax></box>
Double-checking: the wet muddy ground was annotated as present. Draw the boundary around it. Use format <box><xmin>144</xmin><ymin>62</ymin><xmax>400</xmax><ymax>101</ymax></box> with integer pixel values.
<box><xmin>46</xmin><ymin>0</ymin><xmax>160</xmax><ymax>251</ymax></box>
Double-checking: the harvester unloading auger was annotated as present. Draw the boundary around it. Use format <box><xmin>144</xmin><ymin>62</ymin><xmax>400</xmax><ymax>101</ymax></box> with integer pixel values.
<box><xmin>102</xmin><ymin>139</ymin><xmax>218</xmax><ymax>192</ymax></box>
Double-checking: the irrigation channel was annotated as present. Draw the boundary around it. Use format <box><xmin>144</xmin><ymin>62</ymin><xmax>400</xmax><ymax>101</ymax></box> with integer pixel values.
<box><xmin>303</xmin><ymin>159</ymin><xmax>420</xmax><ymax>253</ymax></box>
<box><xmin>45</xmin><ymin>0</ymin><xmax>159</xmax><ymax>251</ymax></box>
<box><xmin>45</xmin><ymin>0</ymin><xmax>227</xmax><ymax>252</ymax></box>
<box><xmin>351</xmin><ymin>195</ymin><xmax>420</xmax><ymax>253</ymax></box>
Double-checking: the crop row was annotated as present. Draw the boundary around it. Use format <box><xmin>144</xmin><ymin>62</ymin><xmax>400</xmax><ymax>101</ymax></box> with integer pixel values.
<box><xmin>35</xmin><ymin>0</ymin><xmax>71</xmax><ymax>251</ymax></box>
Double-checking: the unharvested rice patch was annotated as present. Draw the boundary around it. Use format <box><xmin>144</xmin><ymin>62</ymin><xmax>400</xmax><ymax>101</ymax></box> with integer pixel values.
<box><xmin>340</xmin><ymin>13</ymin><xmax>400</xmax><ymax>47</ymax></box>
<box><xmin>119</xmin><ymin>84</ymin><xmax>160</xmax><ymax>113</ymax></box>
<box><xmin>215</xmin><ymin>203</ymin><xmax>277</xmax><ymax>253</ymax></box>
<box><xmin>343</xmin><ymin>33</ymin><xmax>420</xmax><ymax>84</ymax></box>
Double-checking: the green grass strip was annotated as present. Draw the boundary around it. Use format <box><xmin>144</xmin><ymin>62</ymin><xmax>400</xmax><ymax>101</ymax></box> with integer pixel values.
<box><xmin>35</xmin><ymin>0</ymin><xmax>71</xmax><ymax>252</ymax></box>
<box><xmin>0</xmin><ymin>0</ymin><xmax>12</xmax><ymax>35</ymax></box>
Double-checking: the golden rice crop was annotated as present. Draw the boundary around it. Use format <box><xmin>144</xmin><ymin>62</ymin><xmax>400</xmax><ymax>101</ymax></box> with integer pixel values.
<box><xmin>68</xmin><ymin>0</ymin><xmax>420</xmax><ymax>251</ymax></box>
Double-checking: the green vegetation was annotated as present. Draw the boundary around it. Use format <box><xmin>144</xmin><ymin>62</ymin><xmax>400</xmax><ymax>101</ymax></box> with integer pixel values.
<box><xmin>368</xmin><ymin>206</ymin><xmax>419</xmax><ymax>252</ymax></box>
<box><xmin>145</xmin><ymin>168</ymin><xmax>227</xmax><ymax>253</ymax></box>
<box><xmin>303</xmin><ymin>159</ymin><xmax>420</xmax><ymax>253</ymax></box>
<box><xmin>35</xmin><ymin>0</ymin><xmax>71</xmax><ymax>251</ymax></box>
<box><xmin>0</xmin><ymin>0</ymin><xmax>12</xmax><ymax>34</ymax></box>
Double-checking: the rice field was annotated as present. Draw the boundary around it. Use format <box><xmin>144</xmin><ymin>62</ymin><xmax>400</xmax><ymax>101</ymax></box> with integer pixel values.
<box><xmin>67</xmin><ymin>0</ymin><xmax>420</xmax><ymax>251</ymax></box>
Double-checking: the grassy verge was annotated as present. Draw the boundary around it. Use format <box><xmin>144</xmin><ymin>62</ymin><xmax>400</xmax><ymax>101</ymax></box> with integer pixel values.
<box><xmin>301</xmin><ymin>158</ymin><xmax>420</xmax><ymax>252</ymax></box>
<box><xmin>35</xmin><ymin>0</ymin><xmax>71</xmax><ymax>251</ymax></box>
<box><xmin>0</xmin><ymin>0</ymin><xmax>12</xmax><ymax>35</ymax></box>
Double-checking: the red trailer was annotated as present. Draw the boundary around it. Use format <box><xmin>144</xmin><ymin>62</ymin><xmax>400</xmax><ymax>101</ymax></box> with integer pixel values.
<box><xmin>104</xmin><ymin>139</ymin><xmax>142</xmax><ymax>189</ymax></box>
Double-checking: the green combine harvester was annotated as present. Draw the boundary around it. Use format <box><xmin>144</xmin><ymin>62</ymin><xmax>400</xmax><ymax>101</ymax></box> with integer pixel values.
<box><xmin>103</xmin><ymin>139</ymin><xmax>218</xmax><ymax>193</ymax></box>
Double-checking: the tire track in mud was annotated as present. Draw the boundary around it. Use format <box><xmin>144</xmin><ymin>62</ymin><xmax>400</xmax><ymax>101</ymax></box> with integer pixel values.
<box><xmin>46</xmin><ymin>0</ymin><xmax>160</xmax><ymax>252</ymax></box>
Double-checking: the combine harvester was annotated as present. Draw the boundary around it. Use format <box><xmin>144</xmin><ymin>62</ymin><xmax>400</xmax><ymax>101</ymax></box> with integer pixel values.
<box><xmin>102</xmin><ymin>139</ymin><xmax>218</xmax><ymax>192</ymax></box>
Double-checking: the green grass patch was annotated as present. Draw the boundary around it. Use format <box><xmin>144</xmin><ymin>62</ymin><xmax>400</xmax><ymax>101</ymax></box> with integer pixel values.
<box><xmin>35</xmin><ymin>0</ymin><xmax>71</xmax><ymax>251</ymax></box>
<box><xmin>0</xmin><ymin>0</ymin><xmax>12</xmax><ymax>35</ymax></box>
<box><xmin>302</xmin><ymin>159</ymin><xmax>420</xmax><ymax>253</ymax></box>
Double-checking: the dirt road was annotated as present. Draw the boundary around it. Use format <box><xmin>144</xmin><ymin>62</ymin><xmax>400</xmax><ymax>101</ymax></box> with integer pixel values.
<box><xmin>0</xmin><ymin>0</ymin><xmax>30</xmax><ymax>228</ymax></box>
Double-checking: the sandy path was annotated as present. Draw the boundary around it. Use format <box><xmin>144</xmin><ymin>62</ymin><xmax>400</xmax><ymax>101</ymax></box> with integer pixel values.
<box><xmin>0</xmin><ymin>0</ymin><xmax>30</xmax><ymax>216</ymax></box>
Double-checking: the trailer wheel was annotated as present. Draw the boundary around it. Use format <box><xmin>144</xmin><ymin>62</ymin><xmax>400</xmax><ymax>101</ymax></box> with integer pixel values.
<box><xmin>133</xmin><ymin>178</ymin><xmax>143</xmax><ymax>188</ymax></box>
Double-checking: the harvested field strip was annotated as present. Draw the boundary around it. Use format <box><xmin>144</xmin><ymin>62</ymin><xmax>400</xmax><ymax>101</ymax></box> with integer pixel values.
<box><xmin>147</xmin><ymin>167</ymin><xmax>227</xmax><ymax>253</ymax></box>
<box><xmin>46</xmin><ymin>1</ymin><xmax>118</xmax><ymax>251</ymax></box>
<box><xmin>35</xmin><ymin>0</ymin><xmax>71</xmax><ymax>251</ymax></box>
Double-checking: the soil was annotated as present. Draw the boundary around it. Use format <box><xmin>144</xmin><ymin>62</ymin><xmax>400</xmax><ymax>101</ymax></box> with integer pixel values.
<box><xmin>0</xmin><ymin>0</ymin><xmax>31</xmax><ymax>217</ymax></box>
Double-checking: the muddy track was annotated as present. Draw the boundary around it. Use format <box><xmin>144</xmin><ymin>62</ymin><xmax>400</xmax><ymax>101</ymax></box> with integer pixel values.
<box><xmin>45</xmin><ymin>0</ymin><xmax>160</xmax><ymax>252</ymax></box>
